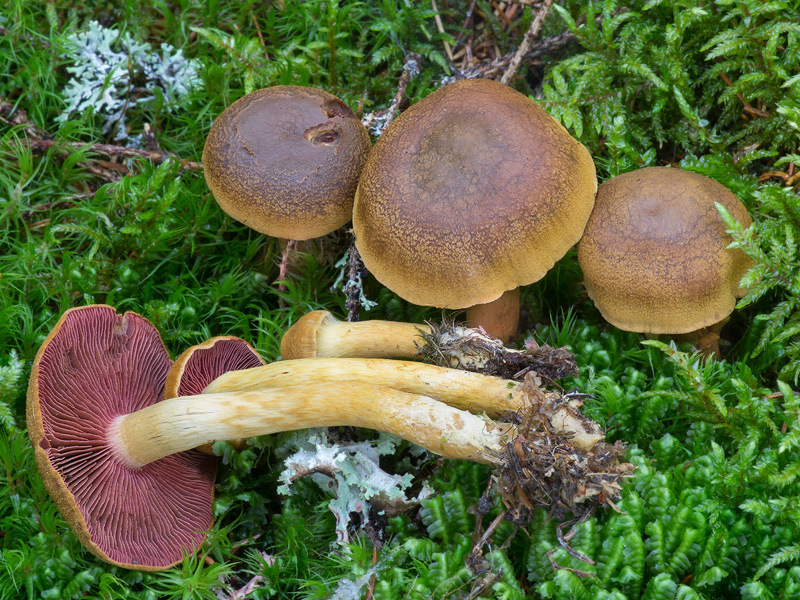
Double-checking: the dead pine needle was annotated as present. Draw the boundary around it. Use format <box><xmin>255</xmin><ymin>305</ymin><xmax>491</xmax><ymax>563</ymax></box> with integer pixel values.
<box><xmin>501</xmin><ymin>0</ymin><xmax>554</xmax><ymax>84</ymax></box>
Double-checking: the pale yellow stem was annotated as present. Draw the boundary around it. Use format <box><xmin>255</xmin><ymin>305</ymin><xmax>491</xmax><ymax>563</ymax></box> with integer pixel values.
<box><xmin>110</xmin><ymin>382</ymin><xmax>513</xmax><ymax>468</ymax></box>
<box><xmin>202</xmin><ymin>358</ymin><xmax>604</xmax><ymax>452</ymax></box>
<box><xmin>281</xmin><ymin>310</ymin><xmax>430</xmax><ymax>359</ymax></box>
<box><xmin>204</xmin><ymin>357</ymin><xmax>522</xmax><ymax>416</ymax></box>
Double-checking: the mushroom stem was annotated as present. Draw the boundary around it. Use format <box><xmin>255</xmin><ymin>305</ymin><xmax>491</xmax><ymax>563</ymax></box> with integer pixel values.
<box><xmin>465</xmin><ymin>288</ymin><xmax>521</xmax><ymax>343</ymax></box>
<box><xmin>281</xmin><ymin>310</ymin><xmax>428</xmax><ymax>359</ymax></box>
<box><xmin>205</xmin><ymin>357</ymin><xmax>516</xmax><ymax>415</ymax></box>
<box><xmin>110</xmin><ymin>383</ymin><xmax>513</xmax><ymax>468</ymax></box>
<box><xmin>670</xmin><ymin>317</ymin><xmax>730</xmax><ymax>358</ymax></box>
<box><xmin>202</xmin><ymin>357</ymin><xmax>603</xmax><ymax>452</ymax></box>
<box><xmin>280</xmin><ymin>311</ymin><xmax>577</xmax><ymax>382</ymax></box>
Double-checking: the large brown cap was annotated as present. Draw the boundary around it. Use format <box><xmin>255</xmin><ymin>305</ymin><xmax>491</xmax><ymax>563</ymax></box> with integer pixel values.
<box><xmin>27</xmin><ymin>305</ymin><xmax>217</xmax><ymax>571</ymax></box>
<box><xmin>353</xmin><ymin>78</ymin><xmax>597</xmax><ymax>309</ymax></box>
<box><xmin>577</xmin><ymin>167</ymin><xmax>755</xmax><ymax>334</ymax></box>
<box><xmin>203</xmin><ymin>85</ymin><xmax>371</xmax><ymax>240</ymax></box>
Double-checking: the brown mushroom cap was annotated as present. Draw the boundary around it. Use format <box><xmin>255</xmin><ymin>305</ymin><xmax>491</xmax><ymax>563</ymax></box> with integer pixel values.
<box><xmin>203</xmin><ymin>85</ymin><xmax>371</xmax><ymax>240</ymax></box>
<box><xmin>164</xmin><ymin>336</ymin><xmax>266</xmax><ymax>398</ymax></box>
<box><xmin>26</xmin><ymin>305</ymin><xmax>217</xmax><ymax>571</ymax></box>
<box><xmin>164</xmin><ymin>336</ymin><xmax>266</xmax><ymax>454</ymax></box>
<box><xmin>353</xmin><ymin>78</ymin><xmax>597</xmax><ymax>309</ymax></box>
<box><xmin>576</xmin><ymin>167</ymin><xmax>755</xmax><ymax>334</ymax></box>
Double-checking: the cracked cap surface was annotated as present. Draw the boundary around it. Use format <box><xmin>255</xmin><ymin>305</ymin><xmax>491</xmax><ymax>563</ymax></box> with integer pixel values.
<box><xmin>353</xmin><ymin>78</ymin><xmax>597</xmax><ymax>309</ymax></box>
<box><xmin>203</xmin><ymin>86</ymin><xmax>371</xmax><ymax>240</ymax></box>
<box><xmin>577</xmin><ymin>167</ymin><xmax>755</xmax><ymax>333</ymax></box>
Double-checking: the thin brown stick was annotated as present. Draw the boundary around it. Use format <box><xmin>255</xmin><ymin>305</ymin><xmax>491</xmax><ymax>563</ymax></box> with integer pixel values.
<box><xmin>500</xmin><ymin>0</ymin><xmax>553</xmax><ymax>84</ymax></box>
<box><xmin>361</xmin><ymin>53</ymin><xmax>423</xmax><ymax>134</ymax></box>
<box><xmin>251</xmin><ymin>13</ymin><xmax>266</xmax><ymax>49</ymax></box>
<box><xmin>431</xmin><ymin>0</ymin><xmax>454</xmax><ymax>62</ymax></box>
<box><xmin>444</xmin><ymin>9</ymin><xmax>621</xmax><ymax>84</ymax></box>
<box><xmin>454</xmin><ymin>0</ymin><xmax>479</xmax><ymax>46</ymax></box>
<box><xmin>12</xmin><ymin>138</ymin><xmax>203</xmax><ymax>171</ymax></box>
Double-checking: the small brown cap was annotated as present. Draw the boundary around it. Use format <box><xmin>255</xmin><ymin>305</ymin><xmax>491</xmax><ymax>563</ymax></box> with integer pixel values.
<box><xmin>164</xmin><ymin>336</ymin><xmax>266</xmax><ymax>453</ymax></box>
<box><xmin>164</xmin><ymin>336</ymin><xmax>266</xmax><ymax>399</ymax></box>
<box><xmin>353</xmin><ymin>78</ymin><xmax>597</xmax><ymax>309</ymax></box>
<box><xmin>577</xmin><ymin>167</ymin><xmax>755</xmax><ymax>334</ymax></box>
<box><xmin>27</xmin><ymin>305</ymin><xmax>217</xmax><ymax>571</ymax></box>
<box><xmin>203</xmin><ymin>86</ymin><xmax>371</xmax><ymax>240</ymax></box>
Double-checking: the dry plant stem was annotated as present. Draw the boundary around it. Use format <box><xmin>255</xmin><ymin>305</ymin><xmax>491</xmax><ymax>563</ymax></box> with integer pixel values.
<box><xmin>203</xmin><ymin>358</ymin><xmax>604</xmax><ymax>452</ymax></box>
<box><xmin>431</xmin><ymin>0</ymin><xmax>454</xmax><ymax>62</ymax></box>
<box><xmin>500</xmin><ymin>0</ymin><xmax>555</xmax><ymax>84</ymax></box>
<box><xmin>110</xmin><ymin>382</ymin><xmax>513</xmax><ymax>468</ymax></box>
<box><xmin>465</xmin><ymin>288</ymin><xmax>521</xmax><ymax>343</ymax></box>
<box><xmin>18</xmin><ymin>138</ymin><xmax>203</xmax><ymax>171</ymax></box>
<box><xmin>361</xmin><ymin>53</ymin><xmax>422</xmax><ymax>133</ymax></box>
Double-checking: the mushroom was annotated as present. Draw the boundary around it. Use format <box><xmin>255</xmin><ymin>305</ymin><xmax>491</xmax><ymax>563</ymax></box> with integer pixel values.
<box><xmin>353</xmin><ymin>78</ymin><xmax>597</xmax><ymax>342</ymax></box>
<box><xmin>29</xmin><ymin>306</ymin><xmax>619</xmax><ymax>569</ymax></box>
<box><xmin>27</xmin><ymin>305</ymin><xmax>216</xmax><ymax>571</ymax></box>
<box><xmin>202</xmin><ymin>86</ymin><xmax>371</xmax><ymax>266</ymax></box>
<box><xmin>167</xmin><ymin>330</ymin><xmax>595</xmax><ymax>448</ymax></box>
<box><xmin>280</xmin><ymin>309</ymin><xmax>578</xmax><ymax>381</ymax></box>
<box><xmin>164</xmin><ymin>336</ymin><xmax>266</xmax><ymax>453</ymax></box>
<box><xmin>576</xmin><ymin>167</ymin><xmax>755</xmax><ymax>354</ymax></box>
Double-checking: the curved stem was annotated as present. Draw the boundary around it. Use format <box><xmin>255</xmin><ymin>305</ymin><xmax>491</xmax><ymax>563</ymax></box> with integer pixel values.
<box><xmin>280</xmin><ymin>311</ymin><xmax>546</xmax><ymax>379</ymax></box>
<box><xmin>111</xmin><ymin>383</ymin><xmax>513</xmax><ymax>468</ymax></box>
<box><xmin>204</xmin><ymin>357</ymin><xmax>523</xmax><ymax>416</ymax></box>
<box><xmin>202</xmin><ymin>358</ymin><xmax>604</xmax><ymax>452</ymax></box>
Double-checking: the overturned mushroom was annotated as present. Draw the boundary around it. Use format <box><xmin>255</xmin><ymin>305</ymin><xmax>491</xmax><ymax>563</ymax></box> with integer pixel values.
<box><xmin>280</xmin><ymin>309</ymin><xmax>578</xmax><ymax>381</ymax></box>
<box><xmin>164</xmin><ymin>336</ymin><xmax>266</xmax><ymax>453</ymax></box>
<box><xmin>29</xmin><ymin>306</ymin><xmax>627</xmax><ymax>571</ymax></box>
<box><xmin>27</xmin><ymin>305</ymin><xmax>216</xmax><ymax>571</ymax></box>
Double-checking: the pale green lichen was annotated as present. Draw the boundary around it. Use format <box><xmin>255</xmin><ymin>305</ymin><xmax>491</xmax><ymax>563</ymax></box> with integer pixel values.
<box><xmin>277</xmin><ymin>430</ymin><xmax>426</xmax><ymax>543</ymax></box>
<box><xmin>58</xmin><ymin>20</ymin><xmax>200</xmax><ymax>140</ymax></box>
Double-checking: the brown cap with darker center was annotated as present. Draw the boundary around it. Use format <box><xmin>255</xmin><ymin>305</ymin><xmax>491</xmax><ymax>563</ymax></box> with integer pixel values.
<box><xmin>27</xmin><ymin>305</ymin><xmax>217</xmax><ymax>571</ymax></box>
<box><xmin>353</xmin><ymin>78</ymin><xmax>597</xmax><ymax>309</ymax></box>
<box><xmin>577</xmin><ymin>167</ymin><xmax>755</xmax><ymax>333</ymax></box>
<box><xmin>203</xmin><ymin>85</ymin><xmax>371</xmax><ymax>240</ymax></box>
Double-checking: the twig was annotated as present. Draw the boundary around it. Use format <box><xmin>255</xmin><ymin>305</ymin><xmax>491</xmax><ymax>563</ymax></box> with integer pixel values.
<box><xmin>0</xmin><ymin>99</ymin><xmax>46</xmax><ymax>140</ymax></box>
<box><xmin>431</xmin><ymin>0</ymin><xmax>454</xmax><ymax>62</ymax></box>
<box><xmin>363</xmin><ymin>539</ymin><xmax>379</xmax><ymax>600</ymax></box>
<box><xmin>473</xmin><ymin>510</ymin><xmax>508</xmax><ymax>551</ymax></box>
<box><xmin>12</xmin><ymin>139</ymin><xmax>203</xmax><ymax>171</ymax></box>
<box><xmin>276</xmin><ymin>239</ymin><xmax>297</xmax><ymax>303</ymax></box>
<box><xmin>454</xmin><ymin>0</ymin><xmax>479</xmax><ymax>47</ymax></box>
<box><xmin>500</xmin><ymin>0</ymin><xmax>553</xmax><ymax>84</ymax></box>
<box><xmin>362</xmin><ymin>53</ymin><xmax>423</xmax><ymax>136</ymax></box>
<box><xmin>443</xmin><ymin>9</ymin><xmax>621</xmax><ymax>84</ymax></box>
<box><xmin>251</xmin><ymin>13</ymin><xmax>266</xmax><ymax>52</ymax></box>
<box><xmin>719</xmin><ymin>73</ymin><xmax>771</xmax><ymax>118</ymax></box>
<box><xmin>555</xmin><ymin>506</ymin><xmax>596</xmax><ymax>564</ymax></box>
